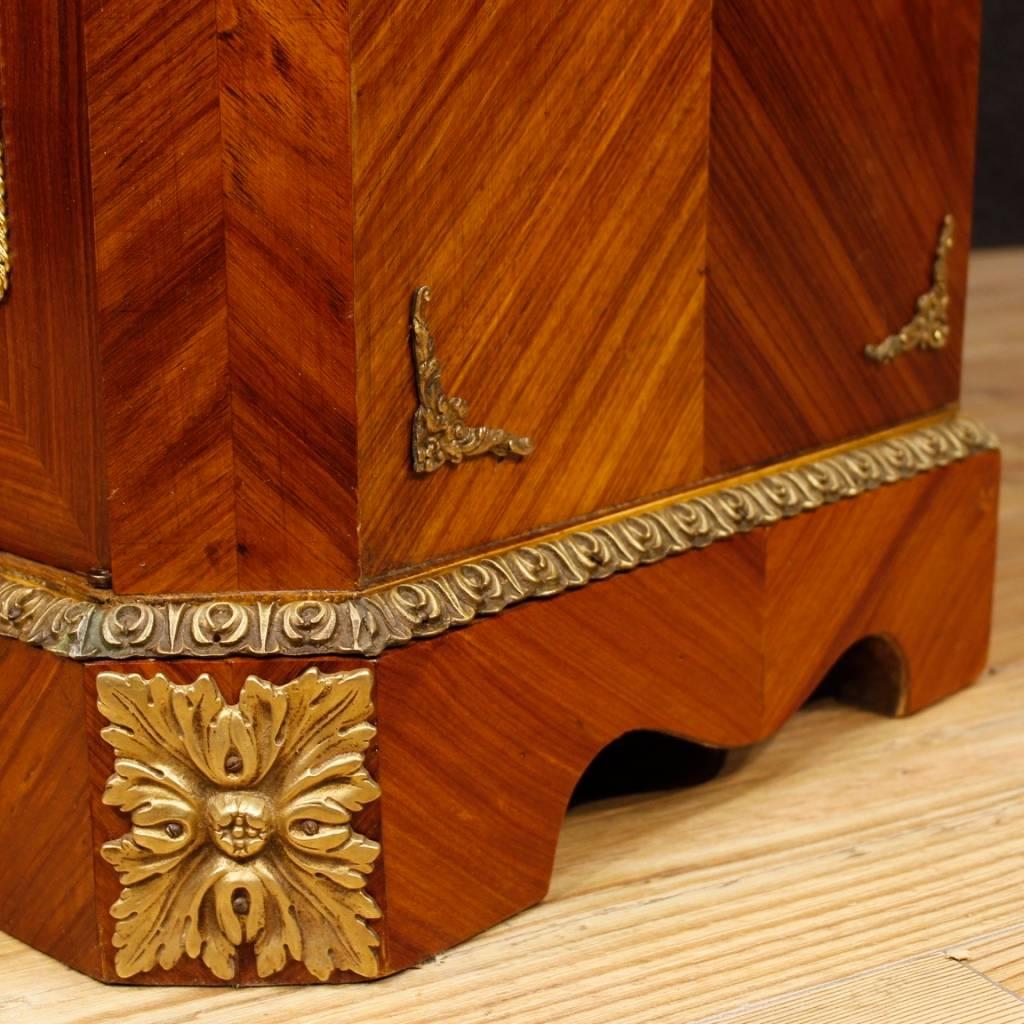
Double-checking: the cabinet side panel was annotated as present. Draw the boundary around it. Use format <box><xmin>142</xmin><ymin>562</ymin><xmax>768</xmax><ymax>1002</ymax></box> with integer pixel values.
<box><xmin>0</xmin><ymin>0</ymin><xmax>107</xmax><ymax>571</ymax></box>
<box><xmin>82</xmin><ymin>0</ymin><xmax>239</xmax><ymax>593</ymax></box>
<box><xmin>353</xmin><ymin>0</ymin><xmax>710</xmax><ymax>579</ymax></box>
<box><xmin>706</xmin><ymin>0</ymin><xmax>981</xmax><ymax>474</ymax></box>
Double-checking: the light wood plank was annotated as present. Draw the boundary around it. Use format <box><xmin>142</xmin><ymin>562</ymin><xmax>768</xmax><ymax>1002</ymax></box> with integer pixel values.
<box><xmin>696</xmin><ymin>955</ymin><xmax>1024</xmax><ymax>1024</ymax></box>
<box><xmin>964</xmin><ymin>247</ymin><xmax>1024</xmax><ymax>669</ymax></box>
<box><xmin>948</xmin><ymin>926</ymin><xmax>1024</xmax><ymax>1001</ymax></box>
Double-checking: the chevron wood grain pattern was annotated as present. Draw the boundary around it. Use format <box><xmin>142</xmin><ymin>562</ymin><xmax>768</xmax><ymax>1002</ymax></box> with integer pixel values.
<box><xmin>705</xmin><ymin>0</ymin><xmax>982</xmax><ymax>476</ymax></box>
<box><xmin>0</xmin><ymin>1</ymin><xmax>987</xmax><ymax>594</ymax></box>
<box><xmin>214</xmin><ymin>0</ymin><xmax>360</xmax><ymax>592</ymax></box>
<box><xmin>353</xmin><ymin>0</ymin><xmax>711</xmax><ymax>579</ymax></box>
<box><xmin>0</xmin><ymin>640</ymin><xmax>97</xmax><ymax>979</ymax></box>
<box><xmin>0</xmin><ymin>0</ymin><xmax>107</xmax><ymax>572</ymax></box>
<box><xmin>82</xmin><ymin>0</ymin><xmax>360</xmax><ymax>595</ymax></box>
<box><xmin>82</xmin><ymin>0</ymin><xmax>238</xmax><ymax>595</ymax></box>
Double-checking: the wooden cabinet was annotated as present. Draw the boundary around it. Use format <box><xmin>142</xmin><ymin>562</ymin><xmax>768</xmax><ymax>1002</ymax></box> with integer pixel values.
<box><xmin>0</xmin><ymin>0</ymin><xmax>999</xmax><ymax>989</ymax></box>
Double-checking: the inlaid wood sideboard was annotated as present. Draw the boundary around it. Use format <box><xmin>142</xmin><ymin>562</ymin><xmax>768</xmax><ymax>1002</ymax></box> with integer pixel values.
<box><xmin>0</xmin><ymin>0</ymin><xmax>997</xmax><ymax>988</ymax></box>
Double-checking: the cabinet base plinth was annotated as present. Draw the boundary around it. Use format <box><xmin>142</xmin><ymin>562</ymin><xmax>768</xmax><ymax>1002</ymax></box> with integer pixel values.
<box><xmin>0</xmin><ymin>450</ymin><xmax>1000</xmax><ymax>985</ymax></box>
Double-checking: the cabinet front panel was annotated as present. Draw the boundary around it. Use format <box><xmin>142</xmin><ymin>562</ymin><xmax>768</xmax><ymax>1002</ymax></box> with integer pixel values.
<box><xmin>705</xmin><ymin>0</ymin><xmax>981</xmax><ymax>475</ymax></box>
<box><xmin>0</xmin><ymin>0</ymin><xmax>106</xmax><ymax>571</ymax></box>
<box><xmin>354</xmin><ymin>0</ymin><xmax>711</xmax><ymax>579</ymax></box>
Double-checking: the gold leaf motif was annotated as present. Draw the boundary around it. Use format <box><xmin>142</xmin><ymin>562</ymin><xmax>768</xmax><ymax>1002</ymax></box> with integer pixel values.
<box><xmin>865</xmin><ymin>215</ymin><xmax>954</xmax><ymax>363</ymax></box>
<box><xmin>280</xmin><ymin>600</ymin><xmax>338</xmax><ymax>644</ymax></box>
<box><xmin>100</xmin><ymin>603</ymin><xmax>157</xmax><ymax>648</ymax></box>
<box><xmin>191</xmin><ymin>601</ymin><xmax>249</xmax><ymax>646</ymax></box>
<box><xmin>410</xmin><ymin>286</ymin><xmax>534</xmax><ymax>473</ymax></box>
<box><xmin>98</xmin><ymin>667</ymin><xmax>382</xmax><ymax>981</ymax></box>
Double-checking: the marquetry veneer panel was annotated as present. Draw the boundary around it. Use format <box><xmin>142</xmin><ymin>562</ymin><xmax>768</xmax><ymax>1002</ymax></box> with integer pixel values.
<box><xmin>353</xmin><ymin>0</ymin><xmax>710</xmax><ymax>578</ymax></box>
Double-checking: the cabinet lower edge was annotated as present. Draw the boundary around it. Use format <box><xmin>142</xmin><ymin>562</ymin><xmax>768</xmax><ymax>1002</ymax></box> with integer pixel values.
<box><xmin>0</xmin><ymin>443</ymin><xmax>1001</xmax><ymax>984</ymax></box>
<box><xmin>0</xmin><ymin>412</ymin><xmax>998</xmax><ymax>663</ymax></box>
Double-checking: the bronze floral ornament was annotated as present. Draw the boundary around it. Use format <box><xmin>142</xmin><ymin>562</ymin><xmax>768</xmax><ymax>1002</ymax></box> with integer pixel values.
<box><xmin>98</xmin><ymin>667</ymin><xmax>382</xmax><ymax>981</ymax></box>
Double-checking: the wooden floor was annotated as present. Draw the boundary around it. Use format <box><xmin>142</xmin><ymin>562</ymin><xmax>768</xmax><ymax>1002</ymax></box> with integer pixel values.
<box><xmin>1</xmin><ymin>249</ymin><xmax>1022</xmax><ymax>1023</ymax></box>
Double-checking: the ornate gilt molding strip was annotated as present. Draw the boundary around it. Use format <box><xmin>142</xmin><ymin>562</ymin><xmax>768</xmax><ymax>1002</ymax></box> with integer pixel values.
<box><xmin>865</xmin><ymin>215</ymin><xmax>954</xmax><ymax>363</ymax></box>
<box><xmin>410</xmin><ymin>286</ymin><xmax>534</xmax><ymax>472</ymax></box>
<box><xmin>0</xmin><ymin>127</ymin><xmax>11</xmax><ymax>301</ymax></box>
<box><xmin>99</xmin><ymin>667</ymin><xmax>382</xmax><ymax>980</ymax></box>
<box><xmin>0</xmin><ymin>415</ymin><xmax>997</xmax><ymax>661</ymax></box>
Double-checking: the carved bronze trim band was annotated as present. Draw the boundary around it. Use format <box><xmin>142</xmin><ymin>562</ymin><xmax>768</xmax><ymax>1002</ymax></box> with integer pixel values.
<box><xmin>410</xmin><ymin>286</ymin><xmax>534</xmax><ymax>472</ymax></box>
<box><xmin>0</xmin><ymin>127</ymin><xmax>10</xmax><ymax>301</ymax></box>
<box><xmin>0</xmin><ymin>415</ymin><xmax>997</xmax><ymax>662</ymax></box>
<box><xmin>865</xmin><ymin>215</ymin><xmax>954</xmax><ymax>363</ymax></box>
<box><xmin>99</xmin><ymin>667</ymin><xmax>381</xmax><ymax>981</ymax></box>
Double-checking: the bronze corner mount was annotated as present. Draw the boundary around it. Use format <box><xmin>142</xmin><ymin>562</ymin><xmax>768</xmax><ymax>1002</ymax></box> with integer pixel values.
<box><xmin>865</xmin><ymin>214</ymin><xmax>954</xmax><ymax>364</ymax></box>
<box><xmin>98</xmin><ymin>666</ymin><xmax>382</xmax><ymax>981</ymax></box>
<box><xmin>410</xmin><ymin>285</ymin><xmax>534</xmax><ymax>473</ymax></box>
